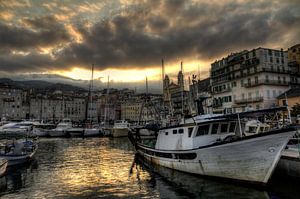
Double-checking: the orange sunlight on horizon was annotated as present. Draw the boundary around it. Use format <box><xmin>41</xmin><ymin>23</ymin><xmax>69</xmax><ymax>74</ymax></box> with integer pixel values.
<box><xmin>59</xmin><ymin>61</ymin><xmax>210</xmax><ymax>82</ymax></box>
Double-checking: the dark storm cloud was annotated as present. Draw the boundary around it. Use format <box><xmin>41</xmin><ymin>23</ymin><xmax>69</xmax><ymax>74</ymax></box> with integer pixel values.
<box><xmin>0</xmin><ymin>0</ymin><xmax>299</xmax><ymax>73</ymax></box>
<box><xmin>57</xmin><ymin>0</ymin><xmax>300</xmax><ymax>70</ymax></box>
<box><xmin>0</xmin><ymin>52</ymin><xmax>59</xmax><ymax>72</ymax></box>
<box><xmin>0</xmin><ymin>15</ymin><xmax>70</xmax><ymax>50</ymax></box>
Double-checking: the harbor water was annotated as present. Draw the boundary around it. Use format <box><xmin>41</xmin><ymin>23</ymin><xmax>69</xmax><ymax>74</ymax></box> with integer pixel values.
<box><xmin>0</xmin><ymin>137</ymin><xmax>299</xmax><ymax>199</ymax></box>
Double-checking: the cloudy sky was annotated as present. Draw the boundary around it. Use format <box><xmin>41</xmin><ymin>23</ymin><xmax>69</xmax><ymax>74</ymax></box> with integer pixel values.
<box><xmin>0</xmin><ymin>0</ymin><xmax>299</xmax><ymax>84</ymax></box>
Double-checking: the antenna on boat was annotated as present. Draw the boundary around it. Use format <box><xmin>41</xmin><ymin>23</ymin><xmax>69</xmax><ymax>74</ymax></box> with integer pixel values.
<box><xmin>181</xmin><ymin>61</ymin><xmax>184</xmax><ymax>117</ymax></box>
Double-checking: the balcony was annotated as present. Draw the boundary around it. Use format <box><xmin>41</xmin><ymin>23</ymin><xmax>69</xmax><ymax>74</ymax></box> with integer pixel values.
<box><xmin>234</xmin><ymin>96</ymin><xmax>264</xmax><ymax>104</ymax></box>
<box><xmin>240</xmin><ymin>58</ymin><xmax>260</xmax><ymax>69</ymax></box>
<box><xmin>212</xmin><ymin>87</ymin><xmax>232</xmax><ymax>94</ymax></box>
<box><xmin>244</xmin><ymin>80</ymin><xmax>289</xmax><ymax>88</ymax></box>
<box><xmin>212</xmin><ymin>102</ymin><xmax>223</xmax><ymax>108</ymax></box>
<box><xmin>261</xmin><ymin>67</ymin><xmax>291</xmax><ymax>74</ymax></box>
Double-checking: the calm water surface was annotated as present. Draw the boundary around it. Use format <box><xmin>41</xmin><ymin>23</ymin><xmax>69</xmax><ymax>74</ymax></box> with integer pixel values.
<box><xmin>0</xmin><ymin>137</ymin><xmax>298</xmax><ymax>199</ymax></box>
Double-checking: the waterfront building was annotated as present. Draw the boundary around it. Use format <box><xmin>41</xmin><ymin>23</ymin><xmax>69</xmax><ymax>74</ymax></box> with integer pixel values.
<box><xmin>163</xmin><ymin>63</ymin><xmax>188</xmax><ymax>117</ymax></box>
<box><xmin>211</xmin><ymin>47</ymin><xmax>291</xmax><ymax>113</ymax></box>
<box><xmin>97</xmin><ymin>89</ymin><xmax>134</xmax><ymax>124</ymax></box>
<box><xmin>288</xmin><ymin>44</ymin><xmax>300</xmax><ymax>86</ymax></box>
<box><xmin>0</xmin><ymin>85</ymin><xmax>29</xmax><ymax>120</ymax></box>
<box><xmin>189</xmin><ymin>78</ymin><xmax>212</xmax><ymax>114</ymax></box>
<box><xmin>121</xmin><ymin>94</ymin><xmax>163</xmax><ymax>123</ymax></box>
<box><xmin>277</xmin><ymin>88</ymin><xmax>300</xmax><ymax>108</ymax></box>
<box><xmin>29</xmin><ymin>93</ymin><xmax>86</xmax><ymax>123</ymax></box>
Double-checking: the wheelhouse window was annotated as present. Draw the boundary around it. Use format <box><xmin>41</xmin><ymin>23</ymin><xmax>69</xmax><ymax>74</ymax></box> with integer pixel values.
<box><xmin>229</xmin><ymin>122</ymin><xmax>236</xmax><ymax>133</ymax></box>
<box><xmin>196</xmin><ymin>125</ymin><xmax>210</xmax><ymax>136</ymax></box>
<box><xmin>211</xmin><ymin>123</ymin><xmax>219</xmax><ymax>134</ymax></box>
<box><xmin>173</xmin><ymin>129</ymin><xmax>177</xmax><ymax>134</ymax></box>
<box><xmin>220</xmin><ymin>124</ymin><xmax>228</xmax><ymax>133</ymax></box>
<box><xmin>188</xmin><ymin>127</ymin><xmax>193</xmax><ymax>137</ymax></box>
<box><xmin>179</xmin><ymin>129</ymin><xmax>184</xmax><ymax>134</ymax></box>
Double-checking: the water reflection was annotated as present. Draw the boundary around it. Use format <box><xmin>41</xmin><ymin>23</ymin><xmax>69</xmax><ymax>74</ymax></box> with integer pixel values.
<box><xmin>0</xmin><ymin>137</ymin><xmax>298</xmax><ymax>198</ymax></box>
<box><xmin>132</xmin><ymin>154</ymin><xmax>270</xmax><ymax>199</ymax></box>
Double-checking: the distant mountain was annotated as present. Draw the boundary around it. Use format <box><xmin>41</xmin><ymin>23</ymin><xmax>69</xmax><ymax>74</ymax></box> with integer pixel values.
<box><xmin>0</xmin><ymin>78</ymin><xmax>87</xmax><ymax>93</ymax></box>
<box><xmin>0</xmin><ymin>73</ymin><xmax>163</xmax><ymax>94</ymax></box>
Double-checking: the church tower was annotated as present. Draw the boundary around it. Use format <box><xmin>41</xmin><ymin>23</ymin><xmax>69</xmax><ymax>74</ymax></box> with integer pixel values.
<box><xmin>178</xmin><ymin>61</ymin><xmax>184</xmax><ymax>90</ymax></box>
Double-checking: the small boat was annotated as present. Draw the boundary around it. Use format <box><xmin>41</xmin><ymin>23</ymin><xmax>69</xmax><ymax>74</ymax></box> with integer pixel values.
<box><xmin>0</xmin><ymin>139</ymin><xmax>38</xmax><ymax>166</ymax></box>
<box><xmin>129</xmin><ymin>107</ymin><xmax>297</xmax><ymax>185</ymax></box>
<box><xmin>112</xmin><ymin>120</ymin><xmax>130</xmax><ymax>137</ymax></box>
<box><xmin>49</xmin><ymin>119</ymin><xmax>72</xmax><ymax>137</ymax></box>
<box><xmin>0</xmin><ymin>158</ymin><xmax>8</xmax><ymax>176</ymax></box>
<box><xmin>32</xmin><ymin>123</ymin><xmax>56</xmax><ymax>137</ymax></box>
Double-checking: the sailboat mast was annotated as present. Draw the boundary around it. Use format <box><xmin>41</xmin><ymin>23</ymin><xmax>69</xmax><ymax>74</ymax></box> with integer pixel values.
<box><xmin>104</xmin><ymin>76</ymin><xmax>109</xmax><ymax>124</ymax></box>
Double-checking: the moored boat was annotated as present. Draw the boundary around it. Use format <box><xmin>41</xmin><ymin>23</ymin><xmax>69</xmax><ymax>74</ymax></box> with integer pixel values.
<box><xmin>129</xmin><ymin>107</ymin><xmax>298</xmax><ymax>185</ymax></box>
<box><xmin>0</xmin><ymin>139</ymin><xmax>38</xmax><ymax>166</ymax></box>
<box><xmin>32</xmin><ymin>123</ymin><xmax>56</xmax><ymax>137</ymax></box>
<box><xmin>112</xmin><ymin>120</ymin><xmax>130</xmax><ymax>137</ymax></box>
<box><xmin>49</xmin><ymin>119</ymin><xmax>72</xmax><ymax>137</ymax></box>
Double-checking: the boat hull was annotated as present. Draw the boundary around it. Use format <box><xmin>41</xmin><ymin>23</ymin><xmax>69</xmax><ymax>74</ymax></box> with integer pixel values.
<box><xmin>0</xmin><ymin>149</ymin><xmax>37</xmax><ymax>166</ymax></box>
<box><xmin>136</xmin><ymin>131</ymin><xmax>295</xmax><ymax>184</ymax></box>
<box><xmin>276</xmin><ymin>149</ymin><xmax>300</xmax><ymax>178</ymax></box>
<box><xmin>0</xmin><ymin>159</ymin><xmax>8</xmax><ymax>176</ymax></box>
<box><xmin>32</xmin><ymin>129</ymin><xmax>49</xmax><ymax>137</ymax></box>
<box><xmin>67</xmin><ymin>128</ymin><xmax>84</xmax><ymax>137</ymax></box>
<box><xmin>83</xmin><ymin>128</ymin><xmax>100</xmax><ymax>137</ymax></box>
<box><xmin>112</xmin><ymin>128</ymin><xmax>129</xmax><ymax>137</ymax></box>
<box><xmin>48</xmin><ymin>130</ymin><xmax>66</xmax><ymax>137</ymax></box>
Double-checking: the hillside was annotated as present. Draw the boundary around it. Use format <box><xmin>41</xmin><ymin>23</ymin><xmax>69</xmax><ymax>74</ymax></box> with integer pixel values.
<box><xmin>0</xmin><ymin>78</ymin><xmax>87</xmax><ymax>93</ymax></box>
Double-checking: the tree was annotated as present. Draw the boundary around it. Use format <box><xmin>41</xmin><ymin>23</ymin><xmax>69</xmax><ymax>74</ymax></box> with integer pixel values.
<box><xmin>291</xmin><ymin>103</ymin><xmax>300</xmax><ymax>117</ymax></box>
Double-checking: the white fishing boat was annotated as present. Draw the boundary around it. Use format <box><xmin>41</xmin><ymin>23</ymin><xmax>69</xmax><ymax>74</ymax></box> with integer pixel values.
<box><xmin>0</xmin><ymin>121</ymin><xmax>37</xmax><ymax>136</ymax></box>
<box><xmin>129</xmin><ymin>107</ymin><xmax>297</xmax><ymax>184</ymax></box>
<box><xmin>32</xmin><ymin>123</ymin><xmax>56</xmax><ymax>137</ymax></box>
<box><xmin>0</xmin><ymin>139</ymin><xmax>38</xmax><ymax>166</ymax></box>
<box><xmin>0</xmin><ymin>158</ymin><xmax>8</xmax><ymax>176</ymax></box>
<box><xmin>112</xmin><ymin>120</ymin><xmax>130</xmax><ymax>137</ymax></box>
<box><xmin>49</xmin><ymin>119</ymin><xmax>72</xmax><ymax>137</ymax></box>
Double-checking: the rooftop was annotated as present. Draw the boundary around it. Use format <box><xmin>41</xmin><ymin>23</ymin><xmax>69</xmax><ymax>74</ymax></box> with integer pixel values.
<box><xmin>277</xmin><ymin>88</ymin><xmax>300</xmax><ymax>99</ymax></box>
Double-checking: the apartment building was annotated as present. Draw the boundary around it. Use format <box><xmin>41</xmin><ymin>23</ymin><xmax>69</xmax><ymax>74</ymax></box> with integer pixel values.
<box><xmin>29</xmin><ymin>94</ymin><xmax>86</xmax><ymax>122</ymax></box>
<box><xmin>0</xmin><ymin>85</ymin><xmax>29</xmax><ymax>120</ymax></box>
<box><xmin>288</xmin><ymin>44</ymin><xmax>300</xmax><ymax>85</ymax></box>
<box><xmin>121</xmin><ymin>94</ymin><xmax>163</xmax><ymax>123</ymax></box>
<box><xmin>189</xmin><ymin>78</ymin><xmax>212</xmax><ymax>114</ymax></box>
<box><xmin>211</xmin><ymin>47</ymin><xmax>291</xmax><ymax>113</ymax></box>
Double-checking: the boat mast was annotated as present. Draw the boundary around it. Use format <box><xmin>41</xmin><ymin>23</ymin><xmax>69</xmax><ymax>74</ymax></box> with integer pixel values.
<box><xmin>104</xmin><ymin>76</ymin><xmax>109</xmax><ymax>125</ymax></box>
<box><xmin>181</xmin><ymin>61</ymin><xmax>184</xmax><ymax>116</ymax></box>
<box><xmin>285</xmin><ymin>93</ymin><xmax>292</xmax><ymax>124</ymax></box>
<box><xmin>90</xmin><ymin>64</ymin><xmax>94</xmax><ymax>125</ymax></box>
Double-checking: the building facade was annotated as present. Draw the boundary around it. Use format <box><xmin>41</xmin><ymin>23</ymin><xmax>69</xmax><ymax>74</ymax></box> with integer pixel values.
<box><xmin>0</xmin><ymin>86</ymin><xmax>29</xmax><ymax>120</ymax></box>
<box><xmin>29</xmin><ymin>94</ymin><xmax>86</xmax><ymax>123</ymax></box>
<box><xmin>189</xmin><ymin>78</ymin><xmax>212</xmax><ymax>114</ymax></box>
<box><xmin>211</xmin><ymin>47</ymin><xmax>291</xmax><ymax>113</ymax></box>
<box><xmin>288</xmin><ymin>44</ymin><xmax>300</xmax><ymax>86</ymax></box>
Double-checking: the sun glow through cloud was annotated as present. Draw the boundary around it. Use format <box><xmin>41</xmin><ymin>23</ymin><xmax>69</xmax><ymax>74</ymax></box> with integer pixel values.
<box><xmin>60</xmin><ymin>67</ymin><xmax>162</xmax><ymax>82</ymax></box>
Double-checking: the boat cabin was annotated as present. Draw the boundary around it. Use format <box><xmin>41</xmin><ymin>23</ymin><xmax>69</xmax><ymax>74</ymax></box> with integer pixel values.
<box><xmin>114</xmin><ymin>120</ymin><xmax>130</xmax><ymax>128</ymax></box>
<box><xmin>155</xmin><ymin>119</ymin><xmax>240</xmax><ymax>150</ymax></box>
<box><xmin>244</xmin><ymin>120</ymin><xmax>270</xmax><ymax>136</ymax></box>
